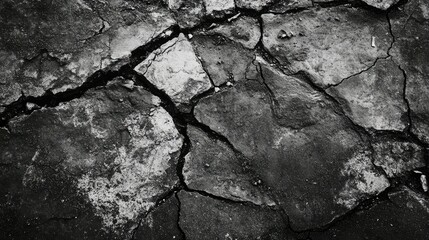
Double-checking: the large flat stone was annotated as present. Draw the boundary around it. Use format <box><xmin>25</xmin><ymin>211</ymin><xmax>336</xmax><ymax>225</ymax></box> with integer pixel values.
<box><xmin>362</xmin><ymin>0</ymin><xmax>400</xmax><ymax>10</ymax></box>
<box><xmin>191</xmin><ymin>34</ymin><xmax>255</xmax><ymax>86</ymax></box>
<box><xmin>0</xmin><ymin>0</ymin><xmax>175</xmax><ymax>109</ymax></box>
<box><xmin>327</xmin><ymin>58</ymin><xmax>408</xmax><ymax>131</ymax></box>
<box><xmin>184</xmin><ymin>126</ymin><xmax>275</xmax><ymax>205</ymax></box>
<box><xmin>194</xmin><ymin>58</ymin><xmax>389</xmax><ymax>230</ymax></box>
<box><xmin>0</xmin><ymin>80</ymin><xmax>183</xmax><ymax>238</ymax></box>
<box><xmin>134</xmin><ymin>33</ymin><xmax>212</xmax><ymax>106</ymax></box>
<box><xmin>389</xmin><ymin>0</ymin><xmax>429</xmax><ymax>144</ymax></box>
<box><xmin>262</xmin><ymin>7</ymin><xmax>392</xmax><ymax>87</ymax></box>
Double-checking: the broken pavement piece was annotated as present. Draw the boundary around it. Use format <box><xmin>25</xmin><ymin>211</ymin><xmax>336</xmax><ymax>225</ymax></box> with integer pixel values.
<box><xmin>326</xmin><ymin>58</ymin><xmax>408</xmax><ymax>131</ymax></box>
<box><xmin>389</xmin><ymin>0</ymin><xmax>429</xmax><ymax>144</ymax></box>
<box><xmin>191</xmin><ymin>34</ymin><xmax>255</xmax><ymax>86</ymax></box>
<box><xmin>262</xmin><ymin>7</ymin><xmax>392</xmax><ymax>87</ymax></box>
<box><xmin>194</xmin><ymin>59</ymin><xmax>389</xmax><ymax>230</ymax></box>
<box><xmin>361</xmin><ymin>0</ymin><xmax>400</xmax><ymax>10</ymax></box>
<box><xmin>183</xmin><ymin>126</ymin><xmax>276</xmax><ymax>205</ymax></box>
<box><xmin>178</xmin><ymin>191</ymin><xmax>294</xmax><ymax>240</ymax></box>
<box><xmin>206</xmin><ymin>16</ymin><xmax>261</xmax><ymax>49</ymax></box>
<box><xmin>372</xmin><ymin>137</ymin><xmax>426</xmax><ymax>178</ymax></box>
<box><xmin>310</xmin><ymin>186</ymin><xmax>429</xmax><ymax>240</ymax></box>
<box><xmin>134</xmin><ymin>33</ymin><xmax>212</xmax><ymax>106</ymax></box>
<box><xmin>0</xmin><ymin>80</ymin><xmax>183</xmax><ymax>238</ymax></box>
<box><xmin>0</xmin><ymin>0</ymin><xmax>175</xmax><ymax>107</ymax></box>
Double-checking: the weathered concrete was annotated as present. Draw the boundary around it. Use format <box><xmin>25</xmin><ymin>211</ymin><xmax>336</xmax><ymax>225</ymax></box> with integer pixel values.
<box><xmin>134</xmin><ymin>33</ymin><xmax>212</xmax><ymax>106</ymax></box>
<box><xmin>0</xmin><ymin>0</ymin><xmax>175</xmax><ymax>109</ymax></box>
<box><xmin>310</xmin><ymin>187</ymin><xmax>429</xmax><ymax>240</ymax></box>
<box><xmin>194</xmin><ymin>58</ymin><xmax>389</xmax><ymax>230</ymax></box>
<box><xmin>389</xmin><ymin>0</ymin><xmax>429</xmax><ymax>145</ymax></box>
<box><xmin>178</xmin><ymin>191</ymin><xmax>295</xmax><ymax>240</ymax></box>
<box><xmin>262</xmin><ymin>7</ymin><xmax>392</xmax><ymax>87</ymax></box>
<box><xmin>0</xmin><ymin>80</ymin><xmax>183</xmax><ymax>238</ymax></box>
<box><xmin>327</xmin><ymin>58</ymin><xmax>408</xmax><ymax>131</ymax></box>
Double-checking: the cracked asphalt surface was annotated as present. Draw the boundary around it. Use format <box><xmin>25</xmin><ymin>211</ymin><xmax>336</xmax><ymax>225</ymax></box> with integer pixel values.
<box><xmin>0</xmin><ymin>0</ymin><xmax>428</xmax><ymax>239</ymax></box>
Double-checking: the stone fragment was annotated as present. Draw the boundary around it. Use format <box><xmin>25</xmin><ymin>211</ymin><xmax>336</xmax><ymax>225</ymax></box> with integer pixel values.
<box><xmin>194</xmin><ymin>58</ymin><xmax>389</xmax><ymax>230</ymax></box>
<box><xmin>268</xmin><ymin>0</ymin><xmax>313</xmax><ymax>13</ymax></box>
<box><xmin>184</xmin><ymin>126</ymin><xmax>275</xmax><ymax>205</ymax></box>
<box><xmin>262</xmin><ymin>7</ymin><xmax>392</xmax><ymax>87</ymax></box>
<box><xmin>310</xmin><ymin>187</ymin><xmax>429</xmax><ymax>240</ymax></box>
<box><xmin>191</xmin><ymin>35</ymin><xmax>254</xmax><ymax>86</ymax></box>
<box><xmin>235</xmin><ymin>0</ymin><xmax>274</xmax><ymax>11</ymax></box>
<box><xmin>168</xmin><ymin>0</ymin><xmax>205</xmax><ymax>28</ymax></box>
<box><xmin>205</xmin><ymin>0</ymin><xmax>235</xmax><ymax>17</ymax></box>
<box><xmin>362</xmin><ymin>0</ymin><xmax>400</xmax><ymax>10</ymax></box>
<box><xmin>207</xmin><ymin>16</ymin><xmax>261</xmax><ymax>49</ymax></box>
<box><xmin>134</xmin><ymin>33</ymin><xmax>212</xmax><ymax>105</ymax></box>
<box><xmin>389</xmin><ymin>0</ymin><xmax>429</xmax><ymax>144</ymax></box>
<box><xmin>134</xmin><ymin>196</ymin><xmax>185</xmax><ymax>240</ymax></box>
<box><xmin>0</xmin><ymin>81</ymin><xmax>183</xmax><ymax>238</ymax></box>
<box><xmin>372</xmin><ymin>137</ymin><xmax>425</xmax><ymax>177</ymax></box>
<box><xmin>0</xmin><ymin>0</ymin><xmax>175</xmax><ymax>108</ymax></box>
<box><xmin>178</xmin><ymin>191</ymin><xmax>294</xmax><ymax>240</ymax></box>
<box><xmin>327</xmin><ymin>59</ymin><xmax>408</xmax><ymax>131</ymax></box>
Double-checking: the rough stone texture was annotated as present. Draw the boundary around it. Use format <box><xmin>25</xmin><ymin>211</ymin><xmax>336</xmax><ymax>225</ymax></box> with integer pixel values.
<box><xmin>167</xmin><ymin>0</ymin><xmax>205</xmax><ymax>28</ymax></box>
<box><xmin>0</xmin><ymin>81</ymin><xmax>183</xmax><ymax>238</ymax></box>
<box><xmin>205</xmin><ymin>0</ymin><xmax>235</xmax><ymax>17</ymax></box>
<box><xmin>262</xmin><ymin>7</ymin><xmax>392</xmax><ymax>87</ymax></box>
<box><xmin>310</xmin><ymin>187</ymin><xmax>429</xmax><ymax>240</ymax></box>
<box><xmin>191</xmin><ymin>34</ymin><xmax>255</xmax><ymax>86</ymax></box>
<box><xmin>134</xmin><ymin>33</ymin><xmax>212</xmax><ymax>105</ymax></box>
<box><xmin>389</xmin><ymin>0</ymin><xmax>429</xmax><ymax>144</ymax></box>
<box><xmin>184</xmin><ymin>126</ymin><xmax>275</xmax><ymax>205</ymax></box>
<box><xmin>372</xmin><ymin>137</ymin><xmax>426</xmax><ymax>178</ymax></box>
<box><xmin>0</xmin><ymin>0</ymin><xmax>175</xmax><ymax>109</ymax></box>
<box><xmin>2</xmin><ymin>1</ymin><xmax>429</xmax><ymax>239</ymax></box>
<box><xmin>134</xmin><ymin>196</ymin><xmax>185</xmax><ymax>240</ymax></box>
<box><xmin>178</xmin><ymin>191</ymin><xmax>295</xmax><ymax>240</ymax></box>
<box><xmin>362</xmin><ymin>0</ymin><xmax>400</xmax><ymax>10</ymax></box>
<box><xmin>327</xmin><ymin>58</ymin><xmax>408</xmax><ymax>131</ymax></box>
<box><xmin>268</xmin><ymin>0</ymin><xmax>313</xmax><ymax>13</ymax></box>
<box><xmin>194</xmin><ymin>58</ymin><xmax>389</xmax><ymax>230</ymax></box>
<box><xmin>235</xmin><ymin>0</ymin><xmax>274</xmax><ymax>11</ymax></box>
<box><xmin>206</xmin><ymin>16</ymin><xmax>261</xmax><ymax>49</ymax></box>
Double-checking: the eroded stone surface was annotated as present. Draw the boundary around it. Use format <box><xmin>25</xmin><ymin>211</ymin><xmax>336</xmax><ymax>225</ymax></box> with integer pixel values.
<box><xmin>178</xmin><ymin>191</ymin><xmax>295</xmax><ymax>240</ymax></box>
<box><xmin>168</xmin><ymin>0</ymin><xmax>205</xmax><ymax>28</ymax></box>
<box><xmin>235</xmin><ymin>0</ymin><xmax>274</xmax><ymax>11</ymax></box>
<box><xmin>194</xmin><ymin>58</ymin><xmax>389</xmax><ymax>230</ymax></box>
<box><xmin>310</xmin><ymin>187</ymin><xmax>429</xmax><ymax>240</ymax></box>
<box><xmin>362</xmin><ymin>0</ymin><xmax>400</xmax><ymax>10</ymax></box>
<box><xmin>327</xmin><ymin>58</ymin><xmax>408</xmax><ymax>131</ymax></box>
<box><xmin>205</xmin><ymin>0</ymin><xmax>235</xmax><ymax>17</ymax></box>
<box><xmin>262</xmin><ymin>7</ymin><xmax>392</xmax><ymax>87</ymax></box>
<box><xmin>0</xmin><ymin>81</ymin><xmax>183</xmax><ymax>238</ymax></box>
<box><xmin>206</xmin><ymin>16</ymin><xmax>261</xmax><ymax>49</ymax></box>
<box><xmin>191</xmin><ymin>34</ymin><xmax>255</xmax><ymax>86</ymax></box>
<box><xmin>372</xmin><ymin>137</ymin><xmax>426</xmax><ymax>177</ymax></box>
<box><xmin>134</xmin><ymin>196</ymin><xmax>185</xmax><ymax>240</ymax></box>
<box><xmin>0</xmin><ymin>0</ymin><xmax>175</xmax><ymax>109</ymax></box>
<box><xmin>389</xmin><ymin>0</ymin><xmax>429</xmax><ymax>144</ymax></box>
<box><xmin>268</xmin><ymin>0</ymin><xmax>313</xmax><ymax>13</ymax></box>
<box><xmin>184</xmin><ymin>126</ymin><xmax>275</xmax><ymax>205</ymax></box>
<box><xmin>134</xmin><ymin>33</ymin><xmax>212</xmax><ymax>105</ymax></box>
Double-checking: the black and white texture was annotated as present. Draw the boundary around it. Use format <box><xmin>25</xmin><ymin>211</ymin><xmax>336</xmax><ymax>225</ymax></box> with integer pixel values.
<box><xmin>1</xmin><ymin>0</ymin><xmax>428</xmax><ymax>239</ymax></box>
